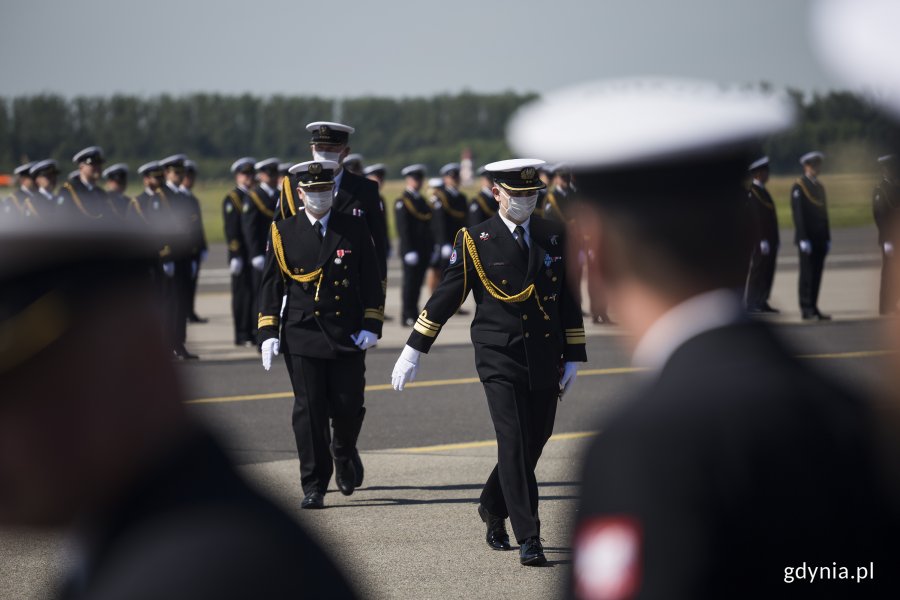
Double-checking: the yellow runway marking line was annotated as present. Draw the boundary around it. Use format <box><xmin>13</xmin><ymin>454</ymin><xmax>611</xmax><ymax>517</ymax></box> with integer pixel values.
<box><xmin>185</xmin><ymin>350</ymin><xmax>888</xmax><ymax>405</ymax></box>
<box><xmin>383</xmin><ymin>431</ymin><xmax>597</xmax><ymax>454</ymax></box>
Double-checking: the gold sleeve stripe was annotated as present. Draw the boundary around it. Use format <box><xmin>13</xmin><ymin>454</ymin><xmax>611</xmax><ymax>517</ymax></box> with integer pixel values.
<box><xmin>258</xmin><ymin>315</ymin><xmax>278</xmax><ymax>328</ymax></box>
<box><xmin>416</xmin><ymin>310</ymin><xmax>441</xmax><ymax>328</ymax></box>
<box><xmin>414</xmin><ymin>321</ymin><xmax>440</xmax><ymax>337</ymax></box>
<box><xmin>364</xmin><ymin>309</ymin><xmax>385</xmax><ymax>322</ymax></box>
<box><xmin>566</xmin><ymin>336</ymin><xmax>587</xmax><ymax>344</ymax></box>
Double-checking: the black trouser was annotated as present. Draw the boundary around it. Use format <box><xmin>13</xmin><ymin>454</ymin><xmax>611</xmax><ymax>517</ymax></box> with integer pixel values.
<box><xmin>881</xmin><ymin>251</ymin><xmax>897</xmax><ymax>315</ymax></box>
<box><xmin>230</xmin><ymin>266</ymin><xmax>253</xmax><ymax>344</ymax></box>
<box><xmin>798</xmin><ymin>243</ymin><xmax>827</xmax><ymax>313</ymax></box>
<box><xmin>746</xmin><ymin>247</ymin><xmax>777</xmax><ymax>309</ymax></box>
<box><xmin>479</xmin><ymin>379</ymin><xmax>558</xmax><ymax>543</ymax></box>
<box><xmin>173</xmin><ymin>258</ymin><xmax>192</xmax><ymax>346</ymax></box>
<box><xmin>188</xmin><ymin>255</ymin><xmax>200</xmax><ymax>317</ymax></box>
<box><xmin>402</xmin><ymin>258</ymin><xmax>429</xmax><ymax>322</ymax></box>
<box><xmin>285</xmin><ymin>352</ymin><xmax>367</xmax><ymax>495</ymax></box>
<box><xmin>249</xmin><ymin>266</ymin><xmax>265</xmax><ymax>339</ymax></box>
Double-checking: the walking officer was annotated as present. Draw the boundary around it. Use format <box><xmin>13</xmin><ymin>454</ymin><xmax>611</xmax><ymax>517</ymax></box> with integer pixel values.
<box><xmin>744</xmin><ymin>156</ymin><xmax>780</xmax><ymax>313</ymax></box>
<box><xmin>58</xmin><ymin>146</ymin><xmax>108</xmax><ymax>219</ymax></box>
<box><xmin>257</xmin><ymin>160</ymin><xmax>383</xmax><ymax>509</ymax></box>
<box><xmin>874</xmin><ymin>154</ymin><xmax>900</xmax><ymax>315</ymax></box>
<box><xmin>791</xmin><ymin>151</ymin><xmax>831</xmax><ymax>320</ymax></box>
<box><xmin>391</xmin><ymin>159</ymin><xmax>586</xmax><ymax>566</ymax></box>
<box><xmin>468</xmin><ymin>165</ymin><xmax>497</xmax><ymax>226</ymax></box>
<box><xmin>224</xmin><ymin>157</ymin><xmax>256</xmax><ymax>347</ymax></box>
<box><xmin>395</xmin><ymin>164</ymin><xmax>434</xmax><ymax>326</ymax></box>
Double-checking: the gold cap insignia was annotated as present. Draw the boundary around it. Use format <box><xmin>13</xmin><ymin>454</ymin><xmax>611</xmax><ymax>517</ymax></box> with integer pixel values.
<box><xmin>520</xmin><ymin>167</ymin><xmax>536</xmax><ymax>180</ymax></box>
<box><xmin>309</xmin><ymin>163</ymin><xmax>323</xmax><ymax>175</ymax></box>
<box><xmin>319</xmin><ymin>125</ymin><xmax>329</xmax><ymax>135</ymax></box>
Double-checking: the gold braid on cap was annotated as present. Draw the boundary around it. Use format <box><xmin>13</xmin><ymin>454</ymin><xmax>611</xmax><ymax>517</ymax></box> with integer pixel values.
<box><xmin>270</xmin><ymin>223</ymin><xmax>324</xmax><ymax>301</ymax></box>
<box><xmin>63</xmin><ymin>182</ymin><xmax>103</xmax><ymax>219</ymax></box>
<box><xmin>461</xmin><ymin>229</ymin><xmax>548</xmax><ymax>320</ymax></box>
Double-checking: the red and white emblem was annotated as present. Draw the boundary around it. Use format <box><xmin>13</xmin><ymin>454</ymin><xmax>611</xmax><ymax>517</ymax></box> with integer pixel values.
<box><xmin>479</xmin><ymin>231</ymin><xmax>491</xmax><ymax>241</ymax></box>
<box><xmin>573</xmin><ymin>517</ymin><xmax>641</xmax><ymax>600</ymax></box>
<box><xmin>336</xmin><ymin>249</ymin><xmax>352</xmax><ymax>258</ymax></box>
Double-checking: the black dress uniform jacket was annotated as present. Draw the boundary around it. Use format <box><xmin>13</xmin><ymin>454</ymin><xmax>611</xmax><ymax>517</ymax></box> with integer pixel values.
<box><xmin>407</xmin><ymin>214</ymin><xmax>586</xmax><ymax>389</ymax></box>
<box><xmin>431</xmin><ymin>185</ymin><xmax>469</xmax><ymax>248</ymax></box>
<box><xmin>468</xmin><ymin>188</ymin><xmax>497</xmax><ymax>227</ymax></box>
<box><xmin>791</xmin><ymin>175</ymin><xmax>830</xmax><ymax>245</ymax></box>
<box><xmin>57</xmin><ymin>428</ymin><xmax>357</xmax><ymax>600</ymax></box>
<box><xmin>542</xmin><ymin>186</ymin><xmax>571</xmax><ymax>222</ymax></box>
<box><xmin>223</xmin><ymin>187</ymin><xmax>249</xmax><ymax>262</ymax></box>
<box><xmin>395</xmin><ymin>189</ymin><xmax>435</xmax><ymax>258</ymax></box>
<box><xmin>873</xmin><ymin>178</ymin><xmax>900</xmax><ymax>314</ymax></box>
<box><xmin>57</xmin><ymin>177</ymin><xmax>109</xmax><ymax>220</ymax></box>
<box><xmin>257</xmin><ymin>209</ymin><xmax>384</xmax><ymax>358</ymax></box>
<box><xmin>744</xmin><ymin>182</ymin><xmax>780</xmax><ymax>309</ymax></box>
<box><xmin>104</xmin><ymin>191</ymin><xmax>133</xmax><ymax>221</ymax></box>
<box><xmin>572</xmin><ymin>321</ymin><xmax>897</xmax><ymax>600</ymax></box>
<box><xmin>241</xmin><ymin>185</ymin><xmax>277</xmax><ymax>260</ymax></box>
<box><xmin>747</xmin><ymin>182</ymin><xmax>779</xmax><ymax>248</ymax></box>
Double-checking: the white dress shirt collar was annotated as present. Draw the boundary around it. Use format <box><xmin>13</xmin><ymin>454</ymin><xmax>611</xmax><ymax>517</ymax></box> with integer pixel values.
<box><xmin>305</xmin><ymin>208</ymin><xmax>331</xmax><ymax>233</ymax></box>
<box><xmin>144</xmin><ymin>186</ymin><xmax>154</xmax><ymax>196</ymax></box>
<box><xmin>237</xmin><ymin>184</ymin><xmax>249</xmax><ymax>193</ymax></box>
<box><xmin>752</xmin><ymin>179</ymin><xmax>766</xmax><ymax>189</ymax></box>
<box><xmin>20</xmin><ymin>185</ymin><xmax>34</xmax><ymax>196</ymax></box>
<box><xmin>498</xmin><ymin>211</ymin><xmax>531</xmax><ymax>242</ymax></box>
<box><xmin>260</xmin><ymin>182</ymin><xmax>276</xmax><ymax>197</ymax></box>
<box><xmin>632</xmin><ymin>288</ymin><xmax>743</xmax><ymax>374</ymax></box>
<box><xmin>39</xmin><ymin>187</ymin><xmax>54</xmax><ymax>199</ymax></box>
<box><xmin>166</xmin><ymin>181</ymin><xmax>180</xmax><ymax>193</ymax></box>
<box><xmin>79</xmin><ymin>176</ymin><xmax>93</xmax><ymax>191</ymax></box>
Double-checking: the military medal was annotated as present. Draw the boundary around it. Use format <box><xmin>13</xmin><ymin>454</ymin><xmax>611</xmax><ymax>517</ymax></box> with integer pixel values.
<box><xmin>480</xmin><ymin>232</ymin><xmax>491</xmax><ymax>241</ymax></box>
<box><xmin>550</xmin><ymin>234</ymin><xmax>559</xmax><ymax>246</ymax></box>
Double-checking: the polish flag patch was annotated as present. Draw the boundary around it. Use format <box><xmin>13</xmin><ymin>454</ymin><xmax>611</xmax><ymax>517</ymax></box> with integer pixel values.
<box><xmin>573</xmin><ymin>516</ymin><xmax>641</xmax><ymax>600</ymax></box>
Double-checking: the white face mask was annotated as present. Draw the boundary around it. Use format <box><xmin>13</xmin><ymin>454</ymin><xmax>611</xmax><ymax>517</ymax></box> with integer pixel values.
<box><xmin>304</xmin><ymin>190</ymin><xmax>333</xmax><ymax>213</ymax></box>
<box><xmin>312</xmin><ymin>149</ymin><xmax>342</xmax><ymax>164</ymax></box>
<box><xmin>504</xmin><ymin>192</ymin><xmax>538</xmax><ymax>222</ymax></box>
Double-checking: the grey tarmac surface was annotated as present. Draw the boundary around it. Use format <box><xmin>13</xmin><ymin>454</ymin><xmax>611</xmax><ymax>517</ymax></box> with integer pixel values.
<box><xmin>1</xmin><ymin>224</ymin><xmax>894</xmax><ymax>600</ymax></box>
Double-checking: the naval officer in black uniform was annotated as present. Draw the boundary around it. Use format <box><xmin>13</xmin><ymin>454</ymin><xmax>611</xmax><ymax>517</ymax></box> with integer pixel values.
<box><xmin>2</xmin><ymin>161</ymin><xmax>36</xmax><ymax>220</ymax></box>
<box><xmin>791</xmin><ymin>151</ymin><xmax>831</xmax><ymax>320</ymax></box>
<box><xmin>873</xmin><ymin>154</ymin><xmax>900</xmax><ymax>315</ymax></box>
<box><xmin>508</xmin><ymin>77</ymin><xmax>897</xmax><ymax>599</ymax></box>
<box><xmin>392</xmin><ymin>159</ymin><xmax>586</xmax><ymax>566</ymax></box>
<box><xmin>102</xmin><ymin>162</ymin><xmax>132</xmax><ymax>220</ymax></box>
<box><xmin>24</xmin><ymin>159</ymin><xmax>61</xmax><ymax>220</ymax></box>
<box><xmin>395</xmin><ymin>164</ymin><xmax>434</xmax><ymax>326</ymax></box>
<box><xmin>468</xmin><ymin>165</ymin><xmax>497</xmax><ymax>226</ymax></box>
<box><xmin>744</xmin><ymin>156</ymin><xmax>780</xmax><ymax>313</ymax></box>
<box><xmin>258</xmin><ymin>160</ymin><xmax>384</xmax><ymax>509</ymax></box>
<box><xmin>243</xmin><ymin>157</ymin><xmax>280</xmax><ymax>334</ymax></box>
<box><xmin>223</xmin><ymin>157</ymin><xmax>256</xmax><ymax>347</ymax></box>
<box><xmin>429</xmin><ymin>163</ymin><xmax>469</xmax><ymax>287</ymax></box>
<box><xmin>57</xmin><ymin>146</ymin><xmax>108</xmax><ymax>220</ymax></box>
<box><xmin>181</xmin><ymin>159</ymin><xmax>208</xmax><ymax>323</ymax></box>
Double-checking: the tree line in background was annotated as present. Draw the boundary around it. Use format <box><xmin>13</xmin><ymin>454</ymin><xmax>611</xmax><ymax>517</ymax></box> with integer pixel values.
<box><xmin>0</xmin><ymin>88</ymin><xmax>896</xmax><ymax>178</ymax></box>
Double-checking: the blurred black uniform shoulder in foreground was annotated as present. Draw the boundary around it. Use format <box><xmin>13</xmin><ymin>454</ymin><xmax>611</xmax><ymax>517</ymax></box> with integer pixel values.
<box><xmin>873</xmin><ymin>155</ymin><xmax>900</xmax><ymax>315</ymax></box>
<box><xmin>59</xmin><ymin>429</ymin><xmax>355</xmax><ymax>600</ymax></box>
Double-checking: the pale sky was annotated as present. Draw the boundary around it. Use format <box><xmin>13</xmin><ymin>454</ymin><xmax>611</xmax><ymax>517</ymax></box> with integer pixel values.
<box><xmin>1</xmin><ymin>0</ymin><xmax>838</xmax><ymax>98</ymax></box>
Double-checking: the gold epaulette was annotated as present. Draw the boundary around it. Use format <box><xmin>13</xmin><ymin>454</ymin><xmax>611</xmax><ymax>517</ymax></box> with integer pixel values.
<box><xmin>63</xmin><ymin>182</ymin><xmax>102</xmax><ymax>219</ymax></box>
<box><xmin>414</xmin><ymin>309</ymin><xmax>441</xmax><ymax>337</ymax></box>
<box><xmin>270</xmin><ymin>222</ymin><xmax>324</xmax><ymax>300</ymax></box>
<box><xmin>258</xmin><ymin>314</ymin><xmax>278</xmax><ymax>329</ymax></box>
<box><xmin>248</xmin><ymin>190</ymin><xmax>275</xmax><ymax>218</ymax></box>
<box><xmin>565</xmin><ymin>327</ymin><xmax>586</xmax><ymax>345</ymax></box>
<box><xmin>402</xmin><ymin>194</ymin><xmax>432</xmax><ymax>221</ymax></box>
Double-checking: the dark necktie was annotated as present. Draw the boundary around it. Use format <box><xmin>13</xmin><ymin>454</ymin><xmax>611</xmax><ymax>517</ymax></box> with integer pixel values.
<box><xmin>514</xmin><ymin>225</ymin><xmax>528</xmax><ymax>258</ymax></box>
<box><xmin>314</xmin><ymin>221</ymin><xmax>324</xmax><ymax>241</ymax></box>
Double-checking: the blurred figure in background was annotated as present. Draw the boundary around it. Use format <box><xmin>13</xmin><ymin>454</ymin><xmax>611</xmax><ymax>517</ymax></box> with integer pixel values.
<box><xmin>363</xmin><ymin>163</ymin><xmax>393</xmax><ymax>319</ymax></box>
<box><xmin>873</xmin><ymin>154</ymin><xmax>900</xmax><ymax>315</ymax></box>
<box><xmin>58</xmin><ymin>146</ymin><xmax>108</xmax><ymax>220</ymax></box>
<box><xmin>791</xmin><ymin>151</ymin><xmax>831</xmax><ymax>320</ymax></box>
<box><xmin>468</xmin><ymin>165</ymin><xmax>497</xmax><ymax>226</ymax></box>
<box><xmin>26</xmin><ymin>160</ymin><xmax>61</xmax><ymax>220</ymax></box>
<box><xmin>181</xmin><ymin>159</ymin><xmax>208</xmax><ymax>324</ymax></box>
<box><xmin>744</xmin><ymin>156</ymin><xmax>780</xmax><ymax>314</ymax></box>
<box><xmin>243</xmin><ymin>157</ymin><xmax>280</xmax><ymax>340</ymax></box>
<box><xmin>2</xmin><ymin>161</ymin><xmax>36</xmax><ymax>219</ymax></box>
<box><xmin>102</xmin><ymin>163</ymin><xmax>131</xmax><ymax>220</ymax></box>
<box><xmin>0</xmin><ymin>220</ymin><xmax>357</xmax><ymax>600</ymax></box>
<box><xmin>342</xmin><ymin>153</ymin><xmax>365</xmax><ymax>176</ymax></box>
<box><xmin>542</xmin><ymin>163</ymin><xmax>572</xmax><ymax>222</ymax></box>
<box><xmin>223</xmin><ymin>158</ymin><xmax>256</xmax><ymax>348</ymax></box>
<box><xmin>395</xmin><ymin>164</ymin><xmax>433</xmax><ymax>326</ymax></box>
<box><xmin>428</xmin><ymin>163</ymin><xmax>468</xmax><ymax>297</ymax></box>
<box><xmin>509</xmin><ymin>78</ymin><xmax>897</xmax><ymax>599</ymax></box>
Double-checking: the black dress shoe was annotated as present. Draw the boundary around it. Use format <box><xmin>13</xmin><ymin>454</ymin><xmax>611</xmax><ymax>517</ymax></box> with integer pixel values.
<box><xmin>519</xmin><ymin>536</ymin><xmax>546</xmax><ymax>566</ymax></box>
<box><xmin>301</xmin><ymin>491</ymin><xmax>325</xmax><ymax>509</ymax></box>
<box><xmin>456</xmin><ymin>308</ymin><xmax>470</xmax><ymax>316</ymax></box>
<box><xmin>352</xmin><ymin>449</ymin><xmax>364</xmax><ymax>488</ymax></box>
<box><xmin>334</xmin><ymin>458</ymin><xmax>357</xmax><ymax>496</ymax></box>
<box><xmin>761</xmin><ymin>303</ymin><xmax>780</xmax><ymax>314</ymax></box>
<box><xmin>188</xmin><ymin>314</ymin><xmax>209</xmax><ymax>324</ymax></box>
<box><xmin>478</xmin><ymin>505</ymin><xmax>511</xmax><ymax>550</ymax></box>
<box><xmin>173</xmin><ymin>345</ymin><xmax>198</xmax><ymax>360</ymax></box>
<box><xmin>815</xmin><ymin>309</ymin><xmax>832</xmax><ymax>320</ymax></box>
<box><xmin>801</xmin><ymin>310</ymin><xmax>818</xmax><ymax>321</ymax></box>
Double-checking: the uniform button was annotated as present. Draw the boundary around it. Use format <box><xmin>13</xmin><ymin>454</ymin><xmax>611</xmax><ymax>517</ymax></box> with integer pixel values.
<box><xmin>502</xmin><ymin>279</ymin><xmax>508</xmax><ymax>285</ymax></box>
<box><xmin>299</xmin><ymin>268</ymin><xmax>305</xmax><ymax>273</ymax></box>
<box><xmin>522</xmin><ymin>314</ymin><xmax>528</xmax><ymax>320</ymax></box>
<box><xmin>543</xmin><ymin>296</ymin><xmax>547</xmax><ymax>301</ymax></box>
<box><xmin>544</xmin><ymin>333</ymin><xmax>550</xmax><ymax>338</ymax></box>
<box><xmin>344</xmin><ymin>265</ymin><xmax>348</xmax><ymax>270</ymax></box>
<box><xmin>552</xmin><ymin>276</ymin><xmax>558</xmax><ymax>282</ymax></box>
<box><xmin>525</xmin><ymin>332</ymin><xmax>530</xmax><ymax>338</ymax></box>
<box><xmin>336</xmin><ymin>311</ymin><xmax>341</xmax><ymax>316</ymax></box>
<box><xmin>544</xmin><ymin>315</ymin><xmax>550</xmax><ymax>320</ymax></box>
<box><xmin>334</xmin><ymin>280</ymin><xmax>340</xmax><ymax>285</ymax></box>
<box><xmin>314</xmin><ymin>310</ymin><xmax>320</xmax><ymax>316</ymax></box>
<box><xmin>335</xmin><ymin>295</ymin><xmax>341</xmax><ymax>301</ymax></box>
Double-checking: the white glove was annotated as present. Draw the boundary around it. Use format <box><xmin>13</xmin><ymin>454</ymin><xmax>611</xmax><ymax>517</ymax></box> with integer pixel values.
<box><xmin>251</xmin><ymin>254</ymin><xmax>266</xmax><ymax>271</ymax></box>
<box><xmin>351</xmin><ymin>329</ymin><xmax>378</xmax><ymax>350</ymax></box>
<box><xmin>440</xmin><ymin>243</ymin><xmax>452</xmax><ymax>259</ymax></box>
<box><xmin>200</xmin><ymin>249</ymin><xmax>209</xmax><ymax>263</ymax></box>
<box><xmin>799</xmin><ymin>240</ymin><xmax>812</xmax><ymax>255</ymax></box>
<box><xmin>261</xmin><ymin>338</ymin><xmax>279</xmax><ymax>371</ymax></box>
<box><xmin>760</xmin><ymin>240</ymin><xmax>770</xmax><ymax>256</ymax></box>
<box><xmin>559</xmin><ymin>362</ymin><xmax>578</xmax><ymax>397</ymax></box>
<box><xmin>191</xmin><ymin>260</ymin><xmax>198</xmax><ymax>279</ymax></box>
<box><xmin>229</xmin><ymin>257</ymin><xmax>244</xmax><ymax>275</ymax></box>
<box><xmin>403</xmin><ymin>251</ymin><xmax>419</xmax><ymax>266</ymax></box>
<box><xmin>162</xmin><ymin>262</ymin><xmax>175</xmax><ymax>277</ymax></box>
<box><xmin>392</xmin><ymin>345</ymin><xmax>421</xmax><ymax>391</ymax></box>
<box><xmin>885</xmin><ymin>242</ymin><xmax>894</xmax><ymax>257</ymax></box>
